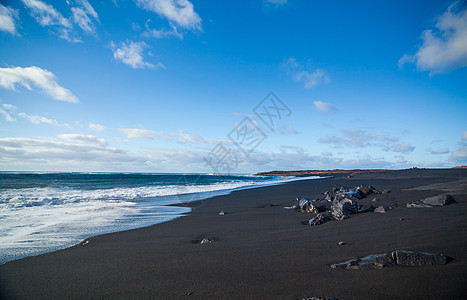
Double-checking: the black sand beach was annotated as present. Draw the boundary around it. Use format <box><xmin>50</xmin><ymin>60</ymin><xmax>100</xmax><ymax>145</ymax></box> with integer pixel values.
<box><xmin>1</xmin><ymin>169</ymin><xmax>466</xmax><ymax>299</ymax></box>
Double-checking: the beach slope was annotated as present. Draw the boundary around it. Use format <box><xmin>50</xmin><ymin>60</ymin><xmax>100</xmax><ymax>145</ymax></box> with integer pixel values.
<box><xmin>1</xmin><ymin>169</ymin><xmax>466</xmax><ymax>299</ymax></box>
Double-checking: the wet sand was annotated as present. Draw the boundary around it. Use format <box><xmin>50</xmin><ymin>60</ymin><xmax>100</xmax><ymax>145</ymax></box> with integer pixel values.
<box><xmin>1</xmin><ymin>169</ymin><xmax>466</xmax><ymax>299</ymax></box>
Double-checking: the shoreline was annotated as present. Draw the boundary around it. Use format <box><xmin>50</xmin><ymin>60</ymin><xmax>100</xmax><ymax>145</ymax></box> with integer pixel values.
<box><xmin>0</xmin><ymin>173</ymin><xmax>310</xmax><ymax>265</ymax></box>
<box><xmin>1</xmin><ymin>169</ymin><xmax>466</xmax><ymax>299</ymax></box>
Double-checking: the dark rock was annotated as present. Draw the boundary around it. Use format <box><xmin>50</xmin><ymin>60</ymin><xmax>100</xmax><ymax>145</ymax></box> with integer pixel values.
<box><xmin>406</xmin><ymin>202</ymin><xmax>433</xmax><ymax>208</ymax></box>
<box><xmin>331</xmin><ymin>250</ymin><xmax>448</xmax><ymax>270</ymax></box>
<box><xmin>331</xmin><ymin>197</ymin><xmax>359</xmax><ymax>220</ymax></box>
<box><xmin>297</xmin><ymin>197</ymin><xmax>318</xmax><ymax>213</ymax></box>
<box><xmin>303</xmin><ymin>297</ymin><xmax>338</xmax><ymax>300</ymax></box>
<box><xmin>331</xmin><ymin>253</ymin><xmax>395</xmax><ymax>269</ymax></box>
<box><xmin>308</xmin><ymin>213</ymin><xmax>329</xmax><ymax>226</ymax></box>
<box><xmin>382</xmin><ymin>189</ymin><xmax>391</xmax><ymax>194</ymax></box>
<box><xmin>422</xmin><ymin>194</ymin><xmax>456</xmax><ymax>206</ymax></box>
<box><xmin>392</xmin><ymin>250</ymin><xmax>447</xmax><ymax>266</ymax></box>
<box><xmin>358</xmin><ymin>203</ymin><xmax>374</xmax><ymax>213</ymax></box>
<box><xmin>407</xmin><ymin>194</ymin><xmax>457</xmax><ymax>208</ymax></box>
<box><xmin>200</xmin><ymin>237</ymin><xmax>218</xmax><ymax>244</ymax></box>
<box><xmin>374</xmin><ymin>206</ymin><xmax>390</xmax><ymax>213</ymax></box>
<box><xmin>338</xmin><ymin>241</ymin><xmax>346</xmax><ymax>245</ymax></box>
<box><xmin>218</xmin><ymin>211</ymin><xmax>226</xmax><ymax>215</ymax></box>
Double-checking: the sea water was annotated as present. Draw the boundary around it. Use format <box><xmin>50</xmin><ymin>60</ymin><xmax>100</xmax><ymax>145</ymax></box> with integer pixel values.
<box><xmin>0</xmin><ymin>172</ymin><xmax>306</xmax><ymax>263</ymax></box>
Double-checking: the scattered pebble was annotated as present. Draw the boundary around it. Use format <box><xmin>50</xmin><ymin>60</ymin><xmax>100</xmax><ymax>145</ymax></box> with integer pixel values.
<box><xmin>399</xmin><ymin>217</ymin><xmax>404</xmax><ymax>221</ymax></box>
<box><xmin>186</xmin><ymin>292</ymin><xmax>193</xmax><ymax>296</ymax></box>
<box><xmin>219</xmin><ymin>211</ymin><xmax>225</xmax><ymax>215</ymax></box>
<box><xmin>338</xmin><ymin>241</ymin><xmax>346</xmax><ymax>246</ymax></box>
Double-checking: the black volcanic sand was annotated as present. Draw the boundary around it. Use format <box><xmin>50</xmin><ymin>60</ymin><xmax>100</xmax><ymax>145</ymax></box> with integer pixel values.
<box><xmin>1</xmin><ymin>169</ymin><xmax>466</xmax><ymax>299</ymax></box>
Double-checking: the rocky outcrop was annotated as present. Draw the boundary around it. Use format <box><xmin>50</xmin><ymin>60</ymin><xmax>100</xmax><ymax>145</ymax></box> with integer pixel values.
<box><xmin>407</xmin><ymin>194</ymin><xmax>456</xmax><ymax>208</ymax></box>
<box><xmin>331</xmin><ymin>250</ymin><xmax>448</xmax><ymax>269</ymax></box>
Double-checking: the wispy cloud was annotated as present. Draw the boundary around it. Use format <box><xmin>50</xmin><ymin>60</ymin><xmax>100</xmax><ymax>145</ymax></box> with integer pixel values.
<box><xmin>89</xmin><ymin>123</ymin><xmax>105</xmax><ymax>131</ymax></box>
<box><xmin>18</xmin><ymin>112</ymin><xmax>72</xmax><ymax>128</ymax></box>
<box><xmin>0</xmin><ymin>103</ymin><xmax>16</xmax><ymax>122</ymax></box>
<box><xmin>119</xmin><ymin>128</ymin><xmax>163</xmax><ymax>139</ymax></box>
<box><xmin>428</xmin><ymin>147</ymin><xmax>450</xmax><ymax>154</ymax></box>
<box><xmin>142</xmin><ymin>20</ymin><xmax>183</xmax><ymax>39</ymax></box>
<box><xmin>21</xmin><ymin>0</ymin><xmax>78</xmax><ymax>42</ymax></box>
<box><xmin>58</xmin><ymin>134</ymin><xmax>107</xmax><ymax>146</ymax></box>
<box><xmin>399</xmin><ymin>1</ymin><xmax>467</xmax><ymax>74</ymax></box>
<box><xmin>392</xmin><ymin>143</ymin><xmax>416</xmax><ymax>154</ymax></box>
<box><xmin>135</xmin><ymin>0</ymin><xmax>202</xmax><ymax>30</ymax></box>
<box><xmin>285</xmin><ymin>57</ymin><xmax>330</xmax><ymax>89</ymax></box>
<box><xmin>263</xmin><ymin>0</ymin><xmax>287</xmax><ymax>7</ymax></box>
<box><xmin>319</xmin><ymin>129</ymin><xmax>415</xmax><ymax>153</ymax></box>
<box><xmin>71</xmin><ymin>0</ymin><xmax>99</xmax><ymax>35</ymax></box>
<box><xmin>313</xmin><ymin>100</ymin><xmax>336</xmax><ymax>114</ymax></box>
<box><xmin>0</xmin><ymin>4</ymin><xmax>19</xmax><ymax>35</ymax></box>
<box><xmin>0</xmin><ymin>66</ymin><xmax>79</xmax><ymax>103</ymax></box>
<box><xmin>450</xmin><ymin>131</ymin><xmax>467</xmax><ymax>164</ymax></box>
<box><xmin>111</xmin><ymin>40</ymin><xmax>165</xmax><ymax>69</ymax></box>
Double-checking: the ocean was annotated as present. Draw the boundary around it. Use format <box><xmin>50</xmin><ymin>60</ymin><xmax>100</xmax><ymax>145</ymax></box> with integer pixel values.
<box><xmin>0</xmin><ymin>172</ymin><xmax>305</xmax><ymax>263</ymax></box>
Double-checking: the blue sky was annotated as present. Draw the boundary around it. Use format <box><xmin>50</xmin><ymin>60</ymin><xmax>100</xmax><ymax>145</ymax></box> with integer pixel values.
<box><xmin>0</xmin><ymin>0</ymin><xmax>466</xmax><ymax>173</ymax></box>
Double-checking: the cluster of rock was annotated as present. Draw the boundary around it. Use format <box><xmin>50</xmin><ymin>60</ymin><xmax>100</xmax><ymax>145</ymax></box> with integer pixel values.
<box><xmin>330</xmin><ymin>250</ymin><xmax>447</xmax><ymax>270</ymax></box>
<box><xmin>292</xmin><ymin>185</ymin><xmax>386</xmax><ymax>226</ymax></box>
<box><xmin>407</xmin><ymin>194</ymin><xmax>457</xmax><ymax>208</ymax></box>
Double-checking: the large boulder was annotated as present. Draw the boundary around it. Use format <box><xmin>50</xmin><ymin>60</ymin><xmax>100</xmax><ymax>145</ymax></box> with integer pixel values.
<box><xmin>331</xmin><ymin>197</ymin><xmax>359</xmax><ymax>220</ymax></box>
<box><xmin>422</xmin><ymin>194</ymin><xmax>456</xmax><ymax>206</ymax></box>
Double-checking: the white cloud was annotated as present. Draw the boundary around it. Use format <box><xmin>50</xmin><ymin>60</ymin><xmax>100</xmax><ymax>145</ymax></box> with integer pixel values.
<box><xmin>428</xmin><ymin>147</ymin><xmax>450</xmax><ymax>154</ymax></box>
<box><xmin>0</xmin><ymin>66</ymin><xmax>79</xmax><ymax>103</ymax></box>
<box><xmin>172</xmin><ymin>130</ymin><xmax>221</xmax><ymax>144</ymax></box>
<box><xmin>2</xmin><ymin>103</ymin><xmax>16</xmax><ymax>111</ymax></box>
<box><xmin>119</xmin><ymin>128</ymin><xmax>163</xmax><ymax>139</ymax></box>
<box><xmin>18</xmin><ymin>112</ymin><xmax>71</xmax><ymax>128</ymax></box>
<box><xmin>71</xmin><ymin>7</ymin><xmax>93</xmax><ymax>33</ymax></box>
<box><xmin>89</xmin><ymin>123</ymin><xmax>105</xmax><ymax>131</ymax></box>
<box><xmin>143</xmin><ymin>20</ymin><xmax>183</xmax><ymax>39</ymax></box>
<box><xmin>58</xmin><ymin>134</ymin><xmax>107</xmax><ymax>146</ymax></box>
<box><xmin>392</xmin><ymin>143</ymin><xmax>416</xmax><ymax>153</ymax></box>
<box><xmin>319</xmin><ymin>129</ymin><xmax>415</xmax><ymax>154</ymax></box>
<box><xmin>313</xmin><ymin>100</ymin><xmax>336</xmax><ymax>114</ymax></box>
<box><xmin>21</xmin><ymin>0</ymin><xmax>79</xmax><ymax>42</ymax></box>
<box><xmin>135</xmin><ymin>0</ymin><xmax>202</xmax><ymax>30</ymax></box>
<box><xmin>285</xmin><ymin>57</ymin><xmax>330</xmax><ymax>89</ymax></box>
<box><xmin>451</xmin><ymin>147</ymin><xmax>467</xmax><ymax>163</ymax></box>
<box><xmin>0</xmin><ymin>137</ymin><xmax>143</xmax><ymax>171</ymax></box>
<box><xmin>399</xmin><ymin>1</ymin><xmax>467</xmax><ymax>74</ymax></box>
<box><xmin>111</xmin><ymin>40</ymin><xmax>164</xmax><ymax>69</ymax></box>
<box><xmin>71</xmin><ymin>0</ymin><xmax>99</xmax><ymax>34</ymax></box>
<box><xmin>0</xmin><ymin>109</ymin><xmax>15</xmax><ymax>122</ymax></box>
<box><xmin>0</xmin><ymin>4</ymin><xmax>19</xmax><ymax>35</ymax></box>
